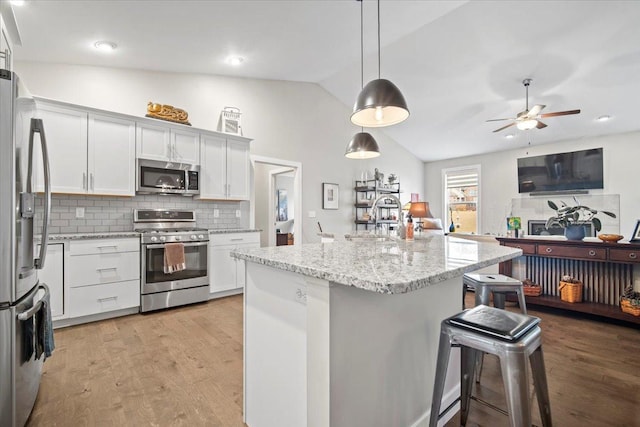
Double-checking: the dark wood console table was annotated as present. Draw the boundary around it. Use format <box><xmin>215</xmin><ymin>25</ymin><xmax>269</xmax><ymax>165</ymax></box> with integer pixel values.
<box><xmin>496</xmin><ymin>237</ymin><xmax>640</xmax><ymax>325</ymax></box>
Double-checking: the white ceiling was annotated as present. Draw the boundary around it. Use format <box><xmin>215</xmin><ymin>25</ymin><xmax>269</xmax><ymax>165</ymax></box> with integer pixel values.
<box><xmin>10</xmin><ymin>0</ymin><xmax>640</xmax><ymax>162</ymax></box>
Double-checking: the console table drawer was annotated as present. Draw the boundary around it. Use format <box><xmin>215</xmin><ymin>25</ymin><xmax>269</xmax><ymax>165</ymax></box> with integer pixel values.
<box><xmin>537</xmin><ymin>244</ymin><xmax>606</xmax><ymax>260</ymax></box>
<box><xmin>609</xmin><ymin>248</ymin><xmax>640</xmax><ymax>263</ymax></box>
<box><xmin>503</xmin><ymin>242</ymin><xmax>536</xmax><ymax>255</ymax></box>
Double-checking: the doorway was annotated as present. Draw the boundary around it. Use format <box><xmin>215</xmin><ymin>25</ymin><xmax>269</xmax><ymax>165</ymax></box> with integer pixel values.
<box><xmin>250</xmin><ymin>156</ymin><xmax>302</xmax><ymax>247</ymax></box>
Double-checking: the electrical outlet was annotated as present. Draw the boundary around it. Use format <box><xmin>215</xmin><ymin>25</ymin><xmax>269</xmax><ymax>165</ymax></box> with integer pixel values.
<box><xmin>295</xmin><ymin>287</ymin><xmax>307</xmax><ymax>305</ymax></box>
<box><xmin>213</xmin><ymin>209</ymin><xmax>219</xmax><ymax>218</ymax></box>
<box><xmin>235</xmin><ymin>210</ymin><xmax>241</xmax><ymax>218</ymax></box>
<box><xmin>308</xmin><ymin>211</ymin><xmax>316</xmax><ymax>218</ymax></box>
<box><xmin>75</xmin><ymin>207</ymin><xmax>85</xmax><ymax>218</ymax></box>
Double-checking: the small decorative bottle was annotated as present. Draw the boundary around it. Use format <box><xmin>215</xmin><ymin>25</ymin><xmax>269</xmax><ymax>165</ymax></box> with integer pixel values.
<box><xmin>449</xmin><ymin>208</ymin><xmax>455</xmax><ymax>232</ymax></box>
<box><xmin>406</xmin><ymin>215</ymin><xmax>414</xmax><ymax>241</ymax></box>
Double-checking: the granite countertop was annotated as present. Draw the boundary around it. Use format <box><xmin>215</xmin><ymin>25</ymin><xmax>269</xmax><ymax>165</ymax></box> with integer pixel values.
<box><xmin>231</xmin><ymin>235</ymin><xmax>521</xmax><ymax>294</ymax></box>
<box><xmin>209</xmin><ymin>228</ymin><xmax>261</xmax><ymax>234</ymax></box>
<box><xmin>44</xmin><ymin>232</ymin><xmax>141</xmax><ymax>241</ymax></box>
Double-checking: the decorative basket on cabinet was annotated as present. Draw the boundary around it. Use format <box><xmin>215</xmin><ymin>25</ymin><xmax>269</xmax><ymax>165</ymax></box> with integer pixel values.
<box><xmin>522</xmin><ymin>279</ymin><xmax>542</xmax><ymax>297</ymax></box>
<box><xmin>620</xmin><ymin>286</ymin><xmax>640</xmax><ymax>317</ymax></box>
<box><xmin>559</xmin><ymin>275</ymin><xmax>582</xmax><ymax>303</ymax></box>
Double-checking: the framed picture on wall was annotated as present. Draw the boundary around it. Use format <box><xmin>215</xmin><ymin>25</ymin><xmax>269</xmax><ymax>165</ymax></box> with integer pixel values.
<box><xmin>277</xmin><ymin>189</ymin><xmax>288</xmax><ymax>221</ymax></box>
<box><xmin>322</xmin><ymin>183</ymin><xmax>339</xmax><ymax>210</ymax></box>
<box><xmin>631</xmin><ymin>220</ymin><xmax>640</xmax><ymax>242</ymax></box>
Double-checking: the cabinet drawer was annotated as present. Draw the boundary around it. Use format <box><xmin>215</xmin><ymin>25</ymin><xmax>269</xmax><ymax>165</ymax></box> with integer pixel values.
<box><xmin>609</xmin><ymin>248</ymin><xmax>640</xmax><ymax>263</ymax></box>
<box><xmin>503</xmin><ymin>241</ymin><xmax>536</xmax><ymax>255</ymax></box>
<box><xmin>210</xmin><ymin>232</ymin><xmax>260</xmax><ymax>246</ymax></box>
<box><xmin>70</xmin><ymin>238</ymin><xmax>139</xmax><ymax>256</ymax></box>
<box><xmin>68</xmin><ymin>280</ymin><xmax>139</xmax><ymax>318</ymax></box>
<box><xmin>68</xmin><ymin>252</ymin><xmax>140</xmax><ymax>287</ymax></box>
<box><xmin>537</xmin><ymin>244</ymin><xmax>606</xmax><ymax>261</ymax></box>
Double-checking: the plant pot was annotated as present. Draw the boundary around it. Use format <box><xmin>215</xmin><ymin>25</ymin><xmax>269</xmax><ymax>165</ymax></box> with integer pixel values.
<box><xmin>564</xmin><ymin>225</ymin><xmax>586</xmax><ymax>240</ymax></box>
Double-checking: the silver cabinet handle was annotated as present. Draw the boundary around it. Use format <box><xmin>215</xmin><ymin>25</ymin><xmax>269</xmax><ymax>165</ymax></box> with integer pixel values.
<box><xmin>545</xmin><ymin>247</ymin><xmax>552</xmax><ymax>253</ymax></box>
<box><xmin>96</xmin><ymin>267</ymin><xmax>118</xmax><ymax>272</ymax></box>
<box><xmin>27</xmin><ymin>118</ymin><xmax>51</xmax><ymax>269</ymax></box>
<box><xmin>630</xmin><ymin>253</ymin><xmax>637</xmax><ymax>259</ymax></box>
<box><xmin>83</xmin><ymin>172</ymin><xmax>87</xmax><ymax>189</ymax></box>
<box><xmin>98</xmin><ymin>296</ymin><xmax>117</xmax><ymax>302</ymax></box>
<box><xmin>230</xmin><ymin>238</ymin><xmax>244</xmax><ymax>242</ymax></box>
<box><xmin>97</xmin><ymin>245</ymin><xmax>118</xmax><ymax>250</ymax></box>
<box><xmin>588</xmin><ymin>250</ymin><xmax>596</xmax><ymax>256</ymax></box>
<box><xmin>90</xmin><ymin>173</ymin><xmax>94</xmax><ymax>190</ymax></box>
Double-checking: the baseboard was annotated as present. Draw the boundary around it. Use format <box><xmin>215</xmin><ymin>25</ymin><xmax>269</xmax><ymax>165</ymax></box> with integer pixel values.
<box><xmin>410</xmin><ymin>384</ymin><xmax>461</xmax><ymax>427</ymax></box>
<box><xmin>209</xmin><ymin>288</ymin><xmax>243</xmax><ymax>300</ymax></box>
<box><xmin>53</xmin><ymin>306</ymin><xmax>139</xmax><ymax>329</ymax></box>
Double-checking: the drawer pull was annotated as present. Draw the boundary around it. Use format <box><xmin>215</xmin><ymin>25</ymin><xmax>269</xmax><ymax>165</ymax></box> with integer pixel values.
<box><xmin>230</xmin><ymin>238</ymin><xmax>244</xmax><ymax>242</ymax></box>
<box><xmin>96</xmin><ymin>267</ymin><xmax>118</xmax><ymax>272</ymax></box>
<box><xmin>545</xmin><ymin>247</ymin><xmax>553</xmax><ymax>253</ymax></box>
<box><xmin>588</xmin><ymin>250</ymin><xmax>596</xmax><ymax>256</ymax></box>
<box><xmin>98</xmin><ymin>296</ymin><xmax>117</xmax><ymax>302</ymax></box>
<box><xmin>630</xmin><ymin>253</ymin><xmax>637</xmax><ymax>259</ymax></box>
<box><xmin>515</xmin><ymin>245</ymin><xmax>522</xmax><ymax>249</ymax></box>
<box><xmin>97</xmin><ymin>245</ymin><xmax>118</xmax><ymax>250</ymax></box>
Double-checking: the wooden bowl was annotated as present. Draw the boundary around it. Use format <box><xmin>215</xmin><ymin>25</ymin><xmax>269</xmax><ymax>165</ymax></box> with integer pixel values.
<box><xmin>598</xmin><ymin>234</ymin><xmax>623</xmax><ymax>243</ymax></box>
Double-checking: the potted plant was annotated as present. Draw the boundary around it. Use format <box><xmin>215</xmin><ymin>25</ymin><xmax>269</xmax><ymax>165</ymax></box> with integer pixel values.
<box><xmin>546</xmin><ymin>197</ymin><xmax>616</xmax><ymax>240</ymax></box>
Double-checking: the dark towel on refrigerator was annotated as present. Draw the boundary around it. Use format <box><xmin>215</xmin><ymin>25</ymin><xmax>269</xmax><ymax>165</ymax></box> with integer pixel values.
<box><xmin>34</xmin><ymin>290</ymin><xmax>55</xmax><ymax>360</ymax></box>
<box><xmin>21</xmin><ymin>317</ymin><xmax>35</xmax><ymax>362</ymax></box>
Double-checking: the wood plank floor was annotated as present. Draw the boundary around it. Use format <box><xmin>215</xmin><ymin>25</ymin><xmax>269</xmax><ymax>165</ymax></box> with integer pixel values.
<box><xmin>27</xmin><ymin>294</ymin><xmax>640</xmax><ymax>426</ymax></box>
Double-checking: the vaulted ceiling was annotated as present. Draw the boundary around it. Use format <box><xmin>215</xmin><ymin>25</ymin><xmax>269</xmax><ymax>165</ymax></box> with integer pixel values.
<box><xmin>10</xmin><ymin>0</ymin><xmax>640</xmax><ymax>161</ymax></box>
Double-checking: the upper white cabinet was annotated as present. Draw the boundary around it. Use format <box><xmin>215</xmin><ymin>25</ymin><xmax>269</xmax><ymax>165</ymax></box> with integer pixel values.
<box><xmin>35</xmin><ymin>101</ymin><xmax>135</xmax><ymax>196</ymax></box>
<box><xmin>199</xmin><ymin>133</ymin><xmax>251</xmax><ymax>200</ymax></box>
<box><xmin>136</xmin><ymin>121</ymin><xmax>199</xmax><ymax>165</ymax></box>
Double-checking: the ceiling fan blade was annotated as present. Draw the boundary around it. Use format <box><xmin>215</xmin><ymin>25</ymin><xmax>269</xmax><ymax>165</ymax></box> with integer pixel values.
<box><xmin>486</xmin><ymin>117</ymin><xmax>514</xmax><ymax>122</ymax></box>
<box><xmin>536</xmin><ymin>121</ymin><xmax>548</xmax><ymax>129</ymax></box>
<box><xmin>493</xmin><ymin>122</ymin><xmax>516</xmax><ymax>133</ymax></box>
<box><xmin>539</xmin><ymin>109</ymin><xmax>581</xmax><ymax>118</ymax></box>
<box><xmin>528</xmin><ymin>104</ymin><xmax>546</xmax><ymax>117</ymax></box>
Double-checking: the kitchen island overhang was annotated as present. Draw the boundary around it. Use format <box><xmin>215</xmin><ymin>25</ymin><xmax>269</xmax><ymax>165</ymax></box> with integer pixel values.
<box><xmin>232</xmin><ymin>236</ymin><xmax>522</xmax><ymax>427</ymax></box>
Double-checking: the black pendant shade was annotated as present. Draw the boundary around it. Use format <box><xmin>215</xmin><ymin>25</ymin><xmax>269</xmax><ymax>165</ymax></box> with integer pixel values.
<box><xmin>345</xmin><ymin>132</ymin><xmax>380</xmax><ymax>159</ymax></box>
<box><xmin>351</xmin><ymin>78</ymin><xmax>410</xmax><ymax>127</ymax></box>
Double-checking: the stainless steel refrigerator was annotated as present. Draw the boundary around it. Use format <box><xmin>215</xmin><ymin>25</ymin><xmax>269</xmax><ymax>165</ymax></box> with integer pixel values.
<box><xmin>0</xmin><ymin>69</ymin><xmax>52</xmax><ymax>426</ymax></box>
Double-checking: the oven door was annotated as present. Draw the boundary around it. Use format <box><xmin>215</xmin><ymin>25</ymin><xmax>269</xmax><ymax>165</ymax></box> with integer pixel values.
<box><xmin>137</xmin><ymin>162</ymin><xmax>186</xmax><ymax>194</ymax></box>
<box><xmin>141</xmin><ymin>242</ymin><xmax>208</xmax><ymax>294</ymax></box>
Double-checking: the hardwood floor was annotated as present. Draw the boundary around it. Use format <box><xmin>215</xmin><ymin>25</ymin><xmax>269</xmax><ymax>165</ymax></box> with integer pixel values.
<box><xmin>28</xmin><ymin>294</ymin><xmax>640</xmax><ymax>426</ymax></box>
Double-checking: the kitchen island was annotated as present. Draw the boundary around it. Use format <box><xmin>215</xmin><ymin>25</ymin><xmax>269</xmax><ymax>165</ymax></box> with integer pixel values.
<box><xmin>231</xmin><ymin>236</ymin><xmax>521</xmax><ymax>427</ymax></box>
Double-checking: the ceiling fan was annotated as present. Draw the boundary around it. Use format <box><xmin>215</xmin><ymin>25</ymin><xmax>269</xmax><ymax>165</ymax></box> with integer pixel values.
<box><xmin>487</xmin><ymin>78</ymin><xmax>580</xmax><ymax>133</ymax></box>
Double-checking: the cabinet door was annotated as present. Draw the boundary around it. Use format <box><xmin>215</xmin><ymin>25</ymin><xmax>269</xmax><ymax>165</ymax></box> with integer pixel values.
<box><xmin>172</xmin><ymin>128</ymin><xmax>200</xmax><ymax>164</ymax></box>
<box><xmin>35</xmin><ymin>103</ymin><xmax>88</xmax><ymax>194</ymax></box>
<box><xmin>88</xmin><ymin>114</ymin><xmax>136</xmax><ymax>196</ymax></box>
<box><xmin>209</xmin><ymin>243</ymin><xmax>237</xmax><ymax>293</ymax></box>
<box><xmin>136</xmin><ymin>122</ymin><xmax>171</xmax><ymax>161</ymax></box>
<box><xmin>199</xmin><ymin>134</ymin><xmax>227</xmax><ymax>199</ymax></box>
<box><xmin>227</xmin><ymin>139</ymin><xmax>250</xmax><ymax>200</ymax></box>
<box><xmin>36</xmin><ymin>243</ymin><xmax>64</xmax><ymax>319</ymax></box>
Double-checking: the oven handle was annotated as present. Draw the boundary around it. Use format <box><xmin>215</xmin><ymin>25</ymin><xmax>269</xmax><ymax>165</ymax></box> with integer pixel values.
<box><xmin>145</xmin><ymin>241</ymin><xmax>209</xmax><ymax>250</ymax></box>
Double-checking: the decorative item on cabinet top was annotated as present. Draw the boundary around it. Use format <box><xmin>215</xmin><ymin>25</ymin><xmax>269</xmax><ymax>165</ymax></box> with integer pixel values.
<box><xmin>219</xmin><ymin>107</ymin><xmax>243</xmax><ymax>136</ymax></box>
<box><xmin>146</xmin><ymin>102</ymin><xmax>191</xmax><ymax>125</ymax></box>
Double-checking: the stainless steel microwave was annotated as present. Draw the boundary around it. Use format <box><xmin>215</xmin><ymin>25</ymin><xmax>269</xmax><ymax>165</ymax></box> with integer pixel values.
<box><xmin>136</xmin><ymin>158</ymin><xmax>200</xmax><ymax>196</ymax></box>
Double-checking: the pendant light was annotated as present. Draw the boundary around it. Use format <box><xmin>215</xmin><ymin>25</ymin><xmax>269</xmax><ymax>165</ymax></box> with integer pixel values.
<box><xmin>346</xmin><ymin>0</ymin><xmax>380</xmax><ymax>159</ymax></box>
<box><xmin>351</xmin><ymin>0</ymin><xmax>409</xmax><ymax>128</ymax></box>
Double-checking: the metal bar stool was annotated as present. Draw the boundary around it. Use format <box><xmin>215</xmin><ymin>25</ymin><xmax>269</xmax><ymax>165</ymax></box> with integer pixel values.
<box><xmin>429</xmin><ymin>305</ymin><xmax>552</xmax><ymax>427</ymax></box>
<box><xmin>463</xmin><ymin>273</ymin><xmax>528</xmax><ymax>382</ymax></box>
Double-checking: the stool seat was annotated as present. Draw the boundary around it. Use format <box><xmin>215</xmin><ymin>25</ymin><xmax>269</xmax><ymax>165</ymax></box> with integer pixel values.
<box><xmin>429</xmin><ymin>305</ymin><xmax>552</xmax><ymax>427</ymax></box>
<box><xmin>463</xmin><ymin>273</ymin><xmax>522</xmax><ymax>290</ymax></box>
<box><xmin>448</xmin><ymin>304</ymin><xmax>539</xmax><ymax>341</ymax></box>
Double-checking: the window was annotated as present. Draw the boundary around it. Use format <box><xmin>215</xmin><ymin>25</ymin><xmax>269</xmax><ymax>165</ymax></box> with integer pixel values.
<box><xmin>443</xmin><ymin>166</ymin><xmax>480</xmax><ymax>234</ymax></box>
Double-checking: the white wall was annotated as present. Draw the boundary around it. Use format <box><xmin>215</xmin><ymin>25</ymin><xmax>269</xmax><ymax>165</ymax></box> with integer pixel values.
<box><xmin>424</xmin><ymin>131</ymin><xmax>640</xmax><ymax>238</ymax></box>
<box><xmin>16</xmin><ymin>62</ymin><xmax>425</xmax><ymax>242</ymax></box>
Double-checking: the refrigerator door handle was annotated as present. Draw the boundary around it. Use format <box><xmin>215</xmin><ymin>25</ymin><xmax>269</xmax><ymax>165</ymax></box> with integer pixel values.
<box><xmin>17</xmin><ymin>283</ymin><xmax>50</xmax><ymax>321</ymax></box>
<box><xmin>27</xmin><ymin>118</ymin><xmax>51</xmax><ymax>269</ymax></box>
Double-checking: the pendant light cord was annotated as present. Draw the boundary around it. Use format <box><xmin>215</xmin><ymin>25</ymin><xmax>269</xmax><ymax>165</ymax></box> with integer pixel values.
<box><xmin>377</xmin><ymin>0</ymin><xmax>381</xmax><ymax>79</ymax></box>
<box><xmin>360</xmin><ymin>0</ymin><xmax>365</xmax><ymax>133</ymax></box>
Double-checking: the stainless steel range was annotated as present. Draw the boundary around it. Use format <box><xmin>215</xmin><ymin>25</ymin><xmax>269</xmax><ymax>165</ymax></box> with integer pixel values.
<box><xmin>134</xmin><ymin>209</ymin><xmax>209</xmax><ymax>312</ymax></box>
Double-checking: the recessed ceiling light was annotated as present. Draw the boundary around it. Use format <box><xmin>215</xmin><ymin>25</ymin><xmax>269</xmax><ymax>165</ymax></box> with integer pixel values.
<box><xmin>93</xmin><ymin>41</ymin><xmax>117</xmax><ymax>52</ymax></box>
<box><xmin>596</xmin><ymin>115</ymin><xmax>611</xmax><ymax>122</ymax></box>
<box><xmin>10</xmin><ymin>0</ymin><xmax>26</xmax><ymax>6</ymax></box>
<box><xmin>505</xmin><ymin>134</ymin><xmax>515</xmax><ymax>139</ymax></box>
<box><xmin>226</xmin><ymin>56</ymin><xmax>244</xmax><ymax>66</ymax></box>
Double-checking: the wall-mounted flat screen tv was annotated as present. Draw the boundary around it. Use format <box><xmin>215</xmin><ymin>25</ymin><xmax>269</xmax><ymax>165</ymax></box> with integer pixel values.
<box><xmin>517</xmin><ymin>148</ymin><xmax>603</xmax><ymax>193</ymax></box>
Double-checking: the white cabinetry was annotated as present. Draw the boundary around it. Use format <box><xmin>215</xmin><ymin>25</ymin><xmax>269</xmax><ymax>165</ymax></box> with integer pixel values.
<box><xmin>199</xmin><ymin>133</ymin><xmax>251</xmax><ymax>200</ymax></box>
<box><xmin>36</xmin><ymin>243</ymin><xmax>64</xmax><ymax>319</ymax></box>
<box><xmin>35</xmin><ymin>101</ymin><xmax>136</xmax><ymax>196</ymax></box>
<box><xmin>209</xmin><ymin>233</ymin><xmax>259</xmax><ymax>293</ymax></box>
<box><xmin>66</xmin><ymin>238</ymin><xmax>140</xmax><ymax>318</ymax></box>
<box><xmin>136</xmin><ymin>121</ymin><xmax>200</xmax><ymax>164</ymax></box>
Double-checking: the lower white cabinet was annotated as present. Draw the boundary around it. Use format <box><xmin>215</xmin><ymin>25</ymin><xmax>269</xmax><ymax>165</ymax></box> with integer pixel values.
<box><xmin>66</xmin><ymin>238</ymin><xmax>140</xmax><ymax>318</ymax></box>
<box><xmin>37</xmin><ymin>243</ymin><xmax>64</xmax><ymax>319</ymax></box>
<box><xmin>209</xmin><ymin>232</ymin><xmax>259</xmax><ymax>293</ymax></box>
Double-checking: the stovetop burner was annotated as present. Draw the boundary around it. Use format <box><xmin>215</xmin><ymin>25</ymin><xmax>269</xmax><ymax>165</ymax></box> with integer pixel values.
<box><xmin>134</xmin><ymin>209</ymin><xmax>209</xmax><ymax>244</ymax></box>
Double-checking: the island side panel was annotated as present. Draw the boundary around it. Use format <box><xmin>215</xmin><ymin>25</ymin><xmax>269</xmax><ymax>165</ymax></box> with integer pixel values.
<box><xmin>328</xmin><ymin>277</ymin><xmax>462</xmax><ymax>427</ymax></box>
<box><xmin>244</xmin><ymin>262</ymin><xmax>308</xmax><ymax>427</ymax></box>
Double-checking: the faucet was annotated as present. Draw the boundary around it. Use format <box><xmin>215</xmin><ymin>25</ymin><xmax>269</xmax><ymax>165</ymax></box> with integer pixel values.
<box><xmin>369</xmin><ymin>194</ymin><xmax>404</xmax><ymax>234</ymax></box>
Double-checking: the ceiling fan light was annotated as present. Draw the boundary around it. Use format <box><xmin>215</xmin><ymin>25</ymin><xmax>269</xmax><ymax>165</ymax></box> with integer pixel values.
<box><xmin>517</xmin><ymin>119</ymin><xmax>538</xmax><ymax>131</ymax></box>
<box><xmin>345</xmin><ymin>132</ymin><xmax>380</xmax><ymax>159</ymax></box>
<box><xmin>351</xmin><ymin>79</ymin><xmax>409</xmax><ymax>128</ymax></box>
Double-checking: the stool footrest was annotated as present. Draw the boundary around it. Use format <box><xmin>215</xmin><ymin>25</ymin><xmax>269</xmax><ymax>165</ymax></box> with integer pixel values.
<box><xmin>470</xmin><ymin>395</ymin><xmax>508</xmax><ymax>416</ymax></box>
<box><xmin>436</xmin><ymin>397</ymin><xmax>461</xmax><ymax>421</ymax></box>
